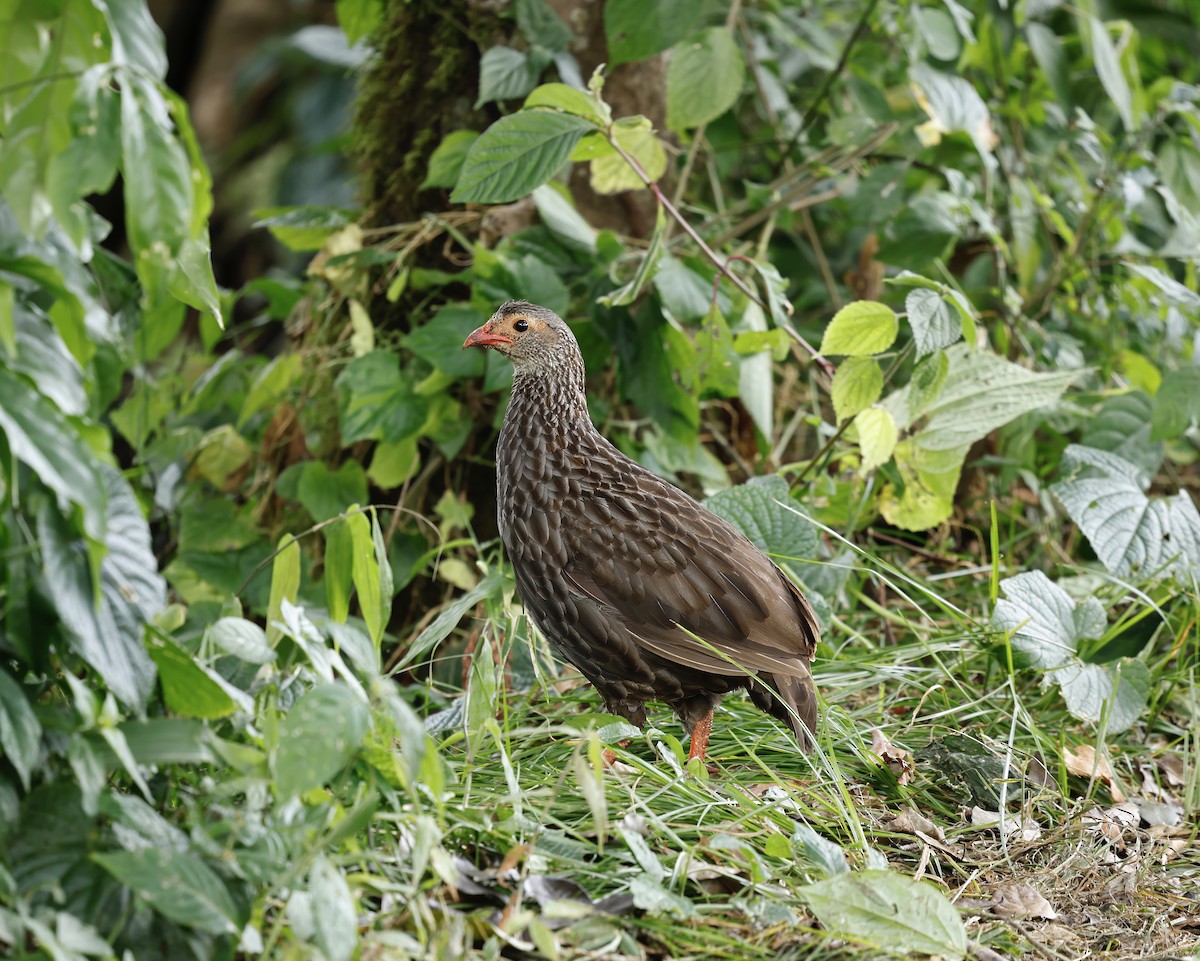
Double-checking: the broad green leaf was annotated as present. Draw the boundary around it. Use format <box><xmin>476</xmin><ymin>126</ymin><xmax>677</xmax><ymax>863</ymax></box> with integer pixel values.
<box><xmin>905</xmin><ymin>288</ymin><xmax>961</xmax><ymax>356</ymax></box>
<box><xmin>0</xmin><ymin>361</ymin><xmax>105</xmax><ymax>539</ymax></box>
<box><xmin>192</xmin><ymin>424</ymin><xmax>253</xmax><ymax>490</ymax></box>
<box><xmin>885</xmin><ymin>344</ymin><xmax>1079</xmax><ymax>449</ymax></box>
<box><xmin>666</xmin><ymin>27</ymin><xmax>744</xmax><ymax>131</ymax></box>
<box><xmin>856</xmin><ymin>407</ymin><xmax>898</xmax><ymax>472</ymax></box>
<box><xmin>877</xmin><ymin>439</ymin><xmax>965</xmax><ymax>531</ymax></box>
<box><xmin>909</xmin><ymin>62</ymin><xmax>995</xmax><ymax>162</ymax></box>
<box><xmin>253</xmin><ymin>205</ymin><xmax>353</xmax><ymax>251</ymax></box>
<box><xmin>605</xmin><ymin>0</ymin><xmax>704</xmax><ymax>66</ymax></box>
<box><xmin>524</xmin><ymin>83</ymin><xmax>607</xmax><ymax>124</ymax></box>
<box><xmin>831</xmin><ymin>357</ymin><xmax>883</xmax><ymax>423</ymax></box>
<box><xmin>420</xmin><ymin>130</ymin><xmax>479</xmax><ymax>190</ymax></box>
<box><xmin>693</xmin><ymin>303</ymin><xmax>740</xmax><ymax>397</ymax></box>
<box><xmin>0</xmin><ymin>670</ymin><xmax>41</xmax><ymax>791</ymax></box>
<box><xmin>451</xmin><ymin>111</ymin><xmax>593</xmax><ymax>204</ymax></box>
<box><xmin>590</xmin><ymin>118</ymin><xmax>667</xmax><ymax>193</ymax></box>
<box><xmin>208</xmin><ymin>617</ymin><xmax>275</xmax><ymax>664</ymax></box>
<box><xmin>601</xmin><ymin>206</ymin><xmax>665</xmax><ymax>307</ymax></box>
<box><xmin>1052</xmin><ymin>446</ymin><xmax>1200</xmax><ymax>581</ymax></box>
<box><xmin>1125</xmin><ymin>262</ymin><xmax>1200</xmax><ymax>309</ymax></box>
<box><xmin>266</xmin><ymin>534</ymin><xmax>300</xmax><ymax>646</ymax></box>
<box><xmin>120</xmin><ymin>74</ymin><xmax>190</xmax><ymax>257</ymax></box>
<box><xmin>801</xmin><ymin>870</ymin><xmax>967</xmax><ymax>960</ymax></box>
<box><xmin>516</xmin><ymin>0</ymin><xmax>573</xmax><ymax>50</ymax></box>
<box><xmin>368</xmin><ymin>436</ymin><xmax>420</xmax><ymax>488</ymax></box>
<box><xmin>120</xmin><ymin>718</ymin><xmax>215</xmax><ymax>765</ymax></box>
<box><xmin>705</xmin><ymin>475</ymin><xmax>819</xmax><ymax>575</ymax></box>
<box><xmin>1082</xmin><ymin>391</ymin><xmax>1162</xmax><ymax>477</ymax></box>
<box><xmin>336</xmin><ymin>0</ymin><xmax>383</xmax><ymax>45</ymax></box>
<box><xmin>103</xmin><ymin>0</ymin><xmax>169</xmax><ymax>76</ymax></box>
<box><xmin>1052</xmin><ymin>659</ymin><xmax>1150</xmax><ymax>733</ymax></box>
<box><xmin>792</xmin><ymin>824</ymin><xmax>850</xmax><ymax>875</ymax></box>
<box><xmin>336</xmin><ymin>350</ymin><xmax>430</xmax><ymax>444</ymax></box>
<box><xmin>991</xmin><ymin>571</ymin><xmax>1106</xmax><ymax>672</ymax></box>
<box><xmin>93</xmin><ymin>848</ymin><xmax>239</xmax><ymax>935</ymax></box>
<box><xmin>1088</xmin><ymin>16</ymin><xmax>1134</xmax><ymax>131</ymax></box>
<box><xmin>239</xmin><ymin>353</ymin><xmax>302</xmax><ymax>428</ymax></box>
<box><xmin>907</xmin><ymin>351</ymin><xmax>949</xmax><ymax>419</ymax></box>
<box><xmin>820</xmin><ymin>301</ymin><xmax>898</xmax><ymax>356</ymax></box>
<box><xmin>310</xmin><ymin>855</ymin><xmax>358</xmax><ymax>961</ymax></box>
<box><xmin>324</xmin><ymin>518</ymin><xmax>354</xmax><ymax>623</ymax></box>
<box><xmin>532</xmin><ymin>184</ymin><xmax>597</xmax><ymax>252</ymax></box>
<box><xmin>147</xmin><ymin>636</ymin><xmax>238</xmax><ymax>719</ymax></box>
<box><xmin>39</xmin><ymin>467</ymin><xmax>163</xmax><ymax>710</ymax></box>
<box><xmin>295</xmin><ymin>460</ymin><xmax>369</xmax><ymax>523</ymax></box>
<box><xmin>274</xmin><ymin>683</ymin><xmax>369</xmax><ymax>799</ymax></box>
<box><xmin>1151</xmin><ymin>368</ymin><xmax>1200</xmax><ymax>440</ymax></box>
<box><xmin>476</xmin><ymin>46</ymin><xmax>547</xmax><ymax>108</ymax></box>
<box><xmin>404</xmin><ymin>304</ymin><xmax>488</xmax><ymax>380</ymax></box>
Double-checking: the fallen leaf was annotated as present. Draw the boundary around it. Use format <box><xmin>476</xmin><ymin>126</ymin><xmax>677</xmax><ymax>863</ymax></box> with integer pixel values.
<box><xmin>1158</xmin><ymin>753</ymin><xmax>1185</xmax><ymax>787</ymax></box>
<box><xmin>991</xmin><ymin>883</ymin><xmax>1058</xmax><ymax>919</ymax></box>
<box><xmin>1063</xmin><ymin>744</ymin><xmax>1126</xmax><ymax>802</ymax></box>
<box><xmin>871</xmin><ymin>728</ymin><xmax>916</xmax><ymax>785</ymax></box>
<box><xmin>969</xmin><ymin>807</ymin><xmax>1042</xmax><ymax>841</ymax></box>
<box><xmin>887</xmin><ymin>807</ymin><xmax>945</xmax><ymax>843</ymax></box>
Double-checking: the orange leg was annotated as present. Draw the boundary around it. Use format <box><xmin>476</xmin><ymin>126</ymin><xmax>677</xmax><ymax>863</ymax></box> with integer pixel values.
<box><xmin>687</xmin><ymin>709</ymin><xmax>714</xmax><ymax>763</ymax></box>
<box><xmin>602</xmin><ymin>740</ymin><xmax>631</xmax><ymax>767</ymax></box>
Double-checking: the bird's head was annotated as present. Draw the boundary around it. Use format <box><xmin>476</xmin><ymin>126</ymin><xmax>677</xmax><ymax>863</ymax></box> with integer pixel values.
<box><xmin>463</xmin><ymin>301</ymin><xmax>577</xmax><ymax>375</ymax></box>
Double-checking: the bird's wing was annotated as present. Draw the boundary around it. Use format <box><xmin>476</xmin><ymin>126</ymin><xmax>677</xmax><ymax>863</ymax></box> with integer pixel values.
<box><xmin>559</xmin><ymin>468</ymin><xmax>819</xmax><ymax>679</ymax></box>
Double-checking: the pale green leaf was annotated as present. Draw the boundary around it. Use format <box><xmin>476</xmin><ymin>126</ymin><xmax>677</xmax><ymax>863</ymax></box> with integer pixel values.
<box><xmin>831</xmin><ymin>357</ymin><xmax>883</xmax><ymax>423</ymax></box>
<box><xmin>856</xmin><ymin>407</ymin><xmax>898</xmax><ymax>472</ymax></box>
<box><xmin>476</xmin><ymin>46</ymin><xmax>547</xmax><ymax>108</ymax></box>
<box><xmin>524</xmin><ymin>83</ymin><xmax>607</xmax><ymax>124</ymax></box>
<box><xmin>820</xmin><ymin>301</ymin><xmax>898</xmax><ymax>356</ymax></box>
<box><xmin>1052</xmin><ymin>659</ymin><xmax>1150</xmax><ymax>733</ymax></box>
<box><xmin>1089</xmin><ymin>16</ymin><xmax>1134</xmax><ymax>131</ymax></box>
<box><xmin>207</xmin><ymin>617</ymin><xmax>275</xmax><ymax>664</ymax></box>
<box><xmin>266</xmin><ymin>534</ymin><xmax>300</xmax><ymax>646</ymax></box>
<box><xmin>0</xmin><ymin>670</ymin><xmax>41</xmax><ymax>791</ymax></box>
<box><xmin>93</xmin><ymin>848</ymin><xmax>239</xmax><ymax>935</ymax></box>
<box><xmin>590</xmin><ymin>118</ymin><xmax>667</xmax><ymax>193</ymax></box>
<box><xmin>310</xmin><ymin>855</ymin><xmax>358</xmax><ymax>961</ymax></box>
<box><xmin>905</xmin><ymin>288</ymin><xmax>962</xmax><ymax>355</ymax></box>
<box><xmin>666</xmin><ymin>27</ymin><xmax>745</xmax><ymax>131</ymax></box>
<box><xmin>991</xmin><ymin>570</ymin><xmax>1105</xmax><ymax>671</ymax></box>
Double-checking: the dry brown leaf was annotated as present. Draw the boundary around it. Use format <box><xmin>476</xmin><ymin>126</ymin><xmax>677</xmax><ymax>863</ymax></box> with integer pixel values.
<box><xmin>1063</xmin><ymin>744</ymin><xmax>1126</xmax><ymax>801</ymax></box>
<box><xmin>1158</xmin><ymin>753</ymin><xmax>1185</xmax><ymax>787</ymax></box>
<box><xmin>887</xmin><ymin>807</ymin><xmax>945</xmax><ymax>842</ymax></box>
<box><xmin>991</xmin><ymin>883</ymin><xmax>1058</xmax><ymax>920</ymax></box>
<box><xmin>969</xmin><ymin>807</ymin><xmax>1042</xmax><ymax>841</ymax></box>
<box><xmin>871</xmin><ymin>728</ymin><xmax>915</xmax><ymax>785</ymax></box>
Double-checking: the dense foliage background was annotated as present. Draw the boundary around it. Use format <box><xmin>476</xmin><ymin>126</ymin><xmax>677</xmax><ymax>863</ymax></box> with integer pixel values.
<box><xmin>1</xmin><ymin>0</ymin><xmax>1198</xmax><ymax>958</ymax></box>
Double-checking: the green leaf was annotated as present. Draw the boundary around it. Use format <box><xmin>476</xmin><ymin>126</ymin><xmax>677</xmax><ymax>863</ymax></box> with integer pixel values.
<box><xmin>1082</xmin><ymin>391</ymin><xmax>1162</xmax><ymax>477</ymax></box>
<box><xmin>120</xmin><ymin>74</ymin><xmax>191</xmax><ymax>257</ymax></box>
<box><xmin>801</xmin><ymin>870</ymin><xmax>967</xmax><ymax>960</ymax></box>
<box><xmin>600</xmin><ymin>207</ymin><xmax>665</xmax><ymax>307</ymax></box>
<box><xmin>1089</xmin><ymin>16</ymin><xmax>1134</xmax><ymax>131</ymax></box>
<box><xmin>735</xmin><ymin>302</ymin><xmax>773</xmax><ymax>439</ymax></box>
<box><xmin>855</xmin><ymin>407</ymin><xmax>898</xmax><ymax>472</ymax></box>
<box><xmin>120</xmin><ymin>718</ymin><xmax>215</xmax><ymax>765</ymax></box>
<box><xmin>877</xmin><ymin>439</ymin><xmax>965</xmax><ymax>531</ymax></box>
<box><xmin>147</xmin><ymin>636</ymin><xmax>238</xmax><ymax>719</ymax></box>
<box><xmin>274</xmin><ymin>683</ymin><xmax>369</xmax><ymax>799</ymax></box>
<box><xmin>532</xmin><ymin>184</ymin><xmax>597</xmax><ymax>253</ymax></box>
<box><xmin>368</xmin><ymin>436</ymin><xmax>420</xmax><ymax>488</ymax></box>
<box><xmin>1152</xmin><ymin>368</ymin><xmax>1200</xmax><ymax>441</ymax></box>
<box><xmin>253</xmin><ymin>205</ymin><xmax>353</xmax><ymax>251</ymax></box>
<box><xmin>295</xmin><ymin>460</ymin><xmax>369</xmax><ymax>523</ymax></box>
<box><xmin>420</xmin><ymin>130</ymin><xmax>479</xmax><ymax>190</ymax></box>
<box><xmin>239</xmin><ymin>353</ymin><xmax>302</xmax><ymax>428</ymax></box>
<box><xmin>324</xmin><ymin>518</ymin><xmax>354</xmax><ymax>623</ymax></box>
<box><xmin>831</xmin><ymin>357</ymin><xmax>883</xmax><ymax>423</ymax></box>
<box><xmin>693</xmin><ymin>303</ymin><xmax>740</xmax><ymax>397</ymax></box>
<box><xmin>0</xmin><ymin>670</ymin><xmax>41</xmax><ymax>791</ymax></box>
<box><xmin>476</xmin><ymin>46</ymin><xmax>548</xmax><ymax>107</ymax></box>
<box><xmin>1053</xmin><ymin>659</ymin><xmax>1150</xmax><ymax>733</ymax></box>
<box><xmin>991</xmin><ymin>571</ymin><xmax>1106</xmax><ymax>672</ymax></box>
<box><xmin>907</xmin><ymin>351</ymin><xmax>949</xmax><ymax>419</ymax></box>
<box><xmin>267</xmin><ymin>534</ymin><xmax>300</xmax><ymax>646</ymax></box>
<box><xmin>336</xmin><ymin>350</ymin><xmax>430</xmax><ymax>444</ymax></box>
<box><xmin>1051</xmin><ymin>445</ymin><xmax>1200</xmax><ymax>582</ymax></box>
<box><xmin>820</xmin><ymin>301</ymin><xmax>898</xmax><ymax>356</ymax></box>
<box><xmin>884</xmin><ymin>344</ymin><xmax>1079</xmax><ymax>449</ymax></box>
<box><xmin>310</xmin><ymin>855</ymin><xmax>358</xmax><ymax>961</ymax></box>
<box><xmin>909</xmin><ymin>63</ymin><xmax>995</xmax><ymax>161</ymax></box>
<box><xmin>905</xmin><ymin>288</ymin><xmax>962</xmax><ymax>356</ymax></box>
<box><xmin>590</xmin><ymin>118</ymin><xmax>667</xmax><ymax>193</ymax></box>
<box><xmin>705</xmin><ymin>475</ymin><xmax>818</xmax><ymax>576</ymax></box>
<box><xmin>404</xmin><ymin>304</ymin><xmax>487</xmax><ymax>379</ymax></box>
<box><xmin>0</xmin><ymin>360</ymin><xmax>106</xmax><ymax>539</ymax></box>
<box><xmin>349</xmin><ymin>510</ymin><xmax>386</xmax><ymax>647</ymax></box>
<box><xmin>451</xmin><ymin>111</ymin><xmax>594</xmax><ymax>204</ymax></box>
<box><xmin>93</xmin><ymin>848</ymin><xmax>239</xmax><ymax>935</ymax></box>
<box><xmin>38</xmin><ymin>467</ymin><xmax>163</xmax><ymax>710</ymax></box>
<box><xmin>392</xmin><ymin>572</ymin><xmax>505</xmax><ymax>673</ymax></box>
<box><xmin>605</xmin><ymin>0</ymin><xmax>704</xmax><ymax>66</ymax></box>
<box><xmin>667</xmin><ymin>27</ymin><xmax>744</xmax><ymax>131</ymax></box>
<box><xmin>0</xmin><ymin>280</ymin><xmax>14</xmax><ymax>356</ymax></box>
<box><xmin>208</xmin><ymin>617</ymin><xmax>276</xmax><ymax>665</ymax></box>
<box><xmin>524</xmin><ymin>83</ymin><xmax>607</xmax><ymax>124</ymax></box>
<box><xmin>1026</xmin><ymin>22</ymin><xmax>1071</xmax><ymax>109</ymax></box>
<box><xmin>336</xmin><ymin>0</ymin><xmax>383</xmax><ymax>45</ymax></box>
<box><xmin>1125</xmin><ymin>262</ymin><xmax>1200</xmax><ymax>309</ymax></box>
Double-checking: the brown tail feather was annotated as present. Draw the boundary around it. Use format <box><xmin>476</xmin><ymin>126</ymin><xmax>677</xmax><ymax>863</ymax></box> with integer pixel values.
<box><xmin>749</xmin><ymin>670</ymin><xmax>817</xmax><ymax>752</ymax></box>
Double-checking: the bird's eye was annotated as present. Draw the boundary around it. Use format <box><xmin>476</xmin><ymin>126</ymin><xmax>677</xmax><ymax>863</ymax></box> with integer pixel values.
<box><xmin>513</xmin><ymin>319</ymin><xmax>529</xmax><ymax>332</ymax></box>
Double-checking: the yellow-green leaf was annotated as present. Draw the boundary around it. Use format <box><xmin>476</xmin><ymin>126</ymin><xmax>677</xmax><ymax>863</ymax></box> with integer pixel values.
<box><xmin>820</xmin><ymin>301</ymin><xmax>899</xmax><ymax>356</ymax></box>
<box><xmin>831</xmin><ymin>357</ymin><xmax>883</xmax><ymax>423</ymax></box>
<box><xmin>590</xmin><ymin>119</ymin><xmax>668</xmax><ymax>194</ymax></box>
<box><xmin>267</xmin><ymin>534</ymin><xmax>300</xmax><ymax>645</ymax></box>
<box><xmin>856</xmin><ymin>407</ymin><xmax>898</xmax><ymax>472</ymax></box>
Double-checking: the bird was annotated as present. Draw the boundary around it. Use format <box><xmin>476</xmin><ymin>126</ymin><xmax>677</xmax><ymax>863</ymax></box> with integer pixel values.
<box><xmin>464</xmin><ymin>300</ymin><xmax>819</xmax><ymax>762</ymax></box>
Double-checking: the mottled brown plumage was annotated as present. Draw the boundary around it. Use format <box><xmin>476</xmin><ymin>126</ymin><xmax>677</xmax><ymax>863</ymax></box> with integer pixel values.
<box><xmin>464</xmin><ymin>301</ymin><xmax>819</xmax><ymax>760</ymax></box>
